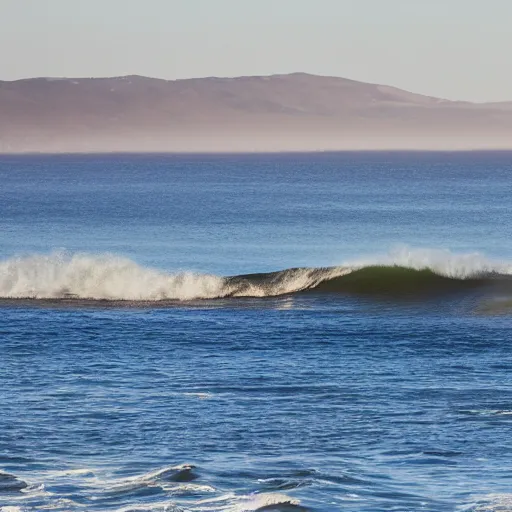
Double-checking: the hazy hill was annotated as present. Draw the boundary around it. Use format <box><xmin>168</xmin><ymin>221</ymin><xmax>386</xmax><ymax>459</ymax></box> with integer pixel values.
<box><xmin>1</xmin><ymin>72</ymin><xmax>511</xmax><ymax>152</ymax></box>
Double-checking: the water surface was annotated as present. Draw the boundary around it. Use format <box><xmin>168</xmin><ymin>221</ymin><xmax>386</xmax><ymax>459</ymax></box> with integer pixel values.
<box><xmin>0</xmin><ymin>152</ymin><xmax>511</xmax><ymax>512</ymax></box>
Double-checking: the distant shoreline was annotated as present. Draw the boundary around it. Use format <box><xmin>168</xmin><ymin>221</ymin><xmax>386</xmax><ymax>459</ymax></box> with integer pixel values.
<box><xmin>2</xmin><ymin>73</ymin><xmax>511</xmax><ymax>153</ymax></box>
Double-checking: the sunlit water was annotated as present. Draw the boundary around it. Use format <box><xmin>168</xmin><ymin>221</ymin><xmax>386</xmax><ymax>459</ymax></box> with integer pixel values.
<box><xmin>1</xmin><ymin>152</ymin><xmax>511</xmax><ymax>512</ymax></box>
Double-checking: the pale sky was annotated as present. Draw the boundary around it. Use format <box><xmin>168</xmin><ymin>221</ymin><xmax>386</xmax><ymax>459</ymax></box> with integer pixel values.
<box><xmin>1</xmin><ymin>0</ymin><xmax>511</xmax><ymax>102</ymax></box>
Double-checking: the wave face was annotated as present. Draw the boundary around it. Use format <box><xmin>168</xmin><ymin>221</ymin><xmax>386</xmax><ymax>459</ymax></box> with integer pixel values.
<box><xmin>0</xmin><ymin>470</ymin><xmax>27</xmax><ymax>492</ymax></box>
<box><xmin>0</xmin><ymin>249</ymin><xmax>511</xmax><ymax>302</ymax></box>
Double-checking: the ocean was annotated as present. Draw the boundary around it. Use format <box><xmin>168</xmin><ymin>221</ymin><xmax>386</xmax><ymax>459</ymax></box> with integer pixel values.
<box><xmin>0</xmin><ymin>152</ymin><xmax>511</xmax><ymax>512</ymax></box>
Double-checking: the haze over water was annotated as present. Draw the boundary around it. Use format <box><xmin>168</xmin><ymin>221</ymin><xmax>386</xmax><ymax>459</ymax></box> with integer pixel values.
<box><xmin>1</xmin><ymin>152</ymin><xmax>511</xmax><ymax>512</ymax></box>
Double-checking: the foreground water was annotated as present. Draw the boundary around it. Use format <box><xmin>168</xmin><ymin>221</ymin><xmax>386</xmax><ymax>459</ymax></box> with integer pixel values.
<box><xmin>0</xmin><ymin>152</ymin><xmax>511</xmax><ymax>511</ymax></box>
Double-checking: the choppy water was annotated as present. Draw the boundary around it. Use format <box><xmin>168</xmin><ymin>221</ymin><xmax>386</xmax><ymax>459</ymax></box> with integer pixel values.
<box><xmin>1</xmin><ymin>152</ymin><xmax>511</xmax><ymax>511</ymax></box>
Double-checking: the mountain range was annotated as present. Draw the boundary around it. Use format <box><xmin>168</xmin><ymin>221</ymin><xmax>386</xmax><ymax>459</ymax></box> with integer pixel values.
<box><xmin>1</xmin><ymin>72</ymin><xmax>511</xmax><ymax>152</ymax></box>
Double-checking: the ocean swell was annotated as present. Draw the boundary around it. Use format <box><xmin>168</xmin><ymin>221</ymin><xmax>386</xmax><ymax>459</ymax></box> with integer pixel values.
<box><xmin>0</xmin><ymin>249</ymin><xmax>511</xmax><ymax>302</ymax></box>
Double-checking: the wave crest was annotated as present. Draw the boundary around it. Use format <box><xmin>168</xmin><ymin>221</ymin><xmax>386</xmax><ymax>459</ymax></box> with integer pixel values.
<box><xmin>346</xmin><ymin>247</ymin><xmax>511</xmax><ymax>279</ymax></box>
<box><xmin>0</xmin><ymin>248</ymin><xmax>510</xmax><ymax>302</ymax></box>
<box><xmin>0</xmin><ymin>253</ymin><xmax>226</xmax><ymax>301</ymax></box>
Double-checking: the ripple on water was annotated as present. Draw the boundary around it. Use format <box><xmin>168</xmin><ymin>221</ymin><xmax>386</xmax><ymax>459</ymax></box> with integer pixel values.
<box><xmin>0</xmin><ymin>471</ymin><xmax>27</xmax><ymax>492</ymax></box>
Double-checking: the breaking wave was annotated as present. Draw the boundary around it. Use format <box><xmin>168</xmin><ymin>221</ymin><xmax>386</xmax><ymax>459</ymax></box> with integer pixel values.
<box><xmin>0</xmin><ymin>248</ymin><xmax>511</xmax><ymax>302</ymax></box>
<box><xmin>228</xmin><ymin>493</ymin><xmax>305</xmax><ymax>512</ymax></box>
<box><xmin>0</xmin><ymin>464</ymin><xmax>306</xmax><ymax>512</ymax></box>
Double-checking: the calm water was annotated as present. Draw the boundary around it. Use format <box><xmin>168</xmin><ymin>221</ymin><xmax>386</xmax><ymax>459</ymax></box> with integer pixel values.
<box><xmin>0</xmin><ymin>152</ymin><xmax>511</xmax><ymax>512</ymax></box>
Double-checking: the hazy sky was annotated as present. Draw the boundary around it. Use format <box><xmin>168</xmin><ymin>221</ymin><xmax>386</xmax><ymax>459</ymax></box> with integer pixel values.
<box><xmin>2</xmin><ymin>0</ymin><xmax>511</xmax><ymax>102</ymax></box>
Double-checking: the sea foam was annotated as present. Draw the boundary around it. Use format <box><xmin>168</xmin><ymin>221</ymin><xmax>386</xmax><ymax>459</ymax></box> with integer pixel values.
<box><xmin>0</xmin><ymin>253</ymin><xmax>226</xmax><ymax>300</ymax></box>
<box><xmin>0</xmin><ymin>248</ymin><xmax>510</xmax><ymax>301</ymax></box>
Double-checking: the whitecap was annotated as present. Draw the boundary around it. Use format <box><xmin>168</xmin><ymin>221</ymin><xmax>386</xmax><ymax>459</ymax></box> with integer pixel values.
<box><xmin>0</xmin><ymin>253</ymin><xmax>226</xmax><ymax>301</ymax></box>
<box><xmin>347</xmin><ymin>246</ymin><xmax>512</xmax><ymax>279</ymax></box>
<box><xmin>228</xmin><ymin>493</ymin><xmax>303</xmax><ymax>512</ymax></box>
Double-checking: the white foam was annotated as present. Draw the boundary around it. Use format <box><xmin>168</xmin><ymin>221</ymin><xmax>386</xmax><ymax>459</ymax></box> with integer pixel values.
<box><xmin>105</xmin><ymin>464</ymin><xmax>212</xmax><ymax>497</ymax></box>
<box><xmin>228</xmin><ymin>493</ymin><xmax>301</xmax><ymax>512</ymax></box>
<box><xmin>136</xmin><ymin>464</ymin><xmax>196</xmax><ymax>482</ymax></box>
<box><xmin>0</xmin><ymin>253</ymin><xmax>226</xmax><ymax>300</ymax></box>
<box><xmin>164</xmin><ymin>483</ymin><xmax>216</xmax><ymax>495</ymax></box>
<box><xmin>346</xmin><ymin>246</ymin><xmax>512</xmax><ymax>279</ymax></box>
<box><xmin>462</xmin><ymin>409</ymin><xmax>512</xmax><ymax>416</ymax></box>
<box><xmin>43</xmin><ymin>468</ymin><xmax>96</xmax><ymax>478</ymax></box>
<box><xmin>229</xmin><ymin>266</ymin><xmax>350</xmax><ymax>298</ymax></box>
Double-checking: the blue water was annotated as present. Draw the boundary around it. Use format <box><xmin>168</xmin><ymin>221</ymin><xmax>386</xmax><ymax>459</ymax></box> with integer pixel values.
<box><xmin>0</xmin><ymin>152</ymin><xmax>511</xmax><ymax>512</ymax></box>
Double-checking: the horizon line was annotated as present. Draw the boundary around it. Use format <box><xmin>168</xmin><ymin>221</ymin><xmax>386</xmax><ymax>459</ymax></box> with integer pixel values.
<box><xmin>3</xmin><ymin>148</ymin><xmax>512</xmax><ymax>157</ymax></box>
